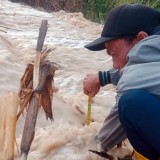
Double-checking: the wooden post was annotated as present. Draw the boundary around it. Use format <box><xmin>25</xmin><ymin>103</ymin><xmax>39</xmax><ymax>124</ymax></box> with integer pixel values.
<box><xmin>0</xmin><ymin>92</ymin><xmax>18</xmax><ymax>160</ymax></box>
<box><xmin>20</xmin><ymin>20</ymin><xmax>48</xmax><ymax>160</ymax></box>
<box><xmin>33</xmin><ymin>20</ymin><xmax>48</xmax><ymax>89</ymax></box>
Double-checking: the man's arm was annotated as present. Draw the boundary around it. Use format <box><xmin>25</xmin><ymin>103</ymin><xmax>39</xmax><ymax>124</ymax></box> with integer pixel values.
<box><xmin>99</xmin><ymin>68</ymin><xmax>120</xmax><ymax>86</ymax></box>
<box><xmin>97</xmin><ymin>69</ymin><xmax>126</xmax><ymax>150</ymax></box>
<box><xmin>83</xmin><ymin>68</ymin><xmax>126</xmax><ymax>150</ymax></box>
<box><xmin>97</xmin><ymin>103</ymin><xmax>127</xmax><ymax>150</ymax></box>
<box><xmin>83</xmin><ymin>68</ymin><xmax>120</xmax><ymax>97</ymax></box>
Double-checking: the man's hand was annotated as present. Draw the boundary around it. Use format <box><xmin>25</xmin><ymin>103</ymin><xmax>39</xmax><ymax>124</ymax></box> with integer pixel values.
<box><xmin>83</xmin><ymin>73</ymin><xmax>100</xmax><ymax>97</ymax></box>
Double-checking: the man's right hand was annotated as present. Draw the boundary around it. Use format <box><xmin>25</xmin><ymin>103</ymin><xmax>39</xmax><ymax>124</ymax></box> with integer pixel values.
<box><xmin>83</xmin><ymin>73</ymin><xmax>100</xmax><ymax>97</ymax></box>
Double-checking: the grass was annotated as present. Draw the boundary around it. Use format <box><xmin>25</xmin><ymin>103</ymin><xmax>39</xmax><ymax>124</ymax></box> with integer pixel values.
<box><xmin>83</xmin><ymin>0</ymin><xmax>160</xmax><ymax>23</ymax></box>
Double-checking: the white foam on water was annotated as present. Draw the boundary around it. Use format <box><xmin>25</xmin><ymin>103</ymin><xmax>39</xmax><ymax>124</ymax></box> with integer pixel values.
<box><xmin>0</xmin><ymin>0</ymin><xmax>132</xmax><ymax>159</ymax></box>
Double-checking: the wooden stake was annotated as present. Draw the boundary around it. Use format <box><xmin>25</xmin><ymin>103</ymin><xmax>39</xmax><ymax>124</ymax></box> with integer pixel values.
<box><xmin>20</xmin><ymin>20</ymin><xmax>48</xmax><ymax>160</ymax></box>
<box><xmin>33</xmin><ymin>20</ymin><xmax>48</xmax><ymax>89</ymax></box>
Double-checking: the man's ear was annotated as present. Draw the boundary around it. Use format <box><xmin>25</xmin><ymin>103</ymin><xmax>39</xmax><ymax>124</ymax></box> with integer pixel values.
<box><xmin>132</xmin><ymin>31</ymin><xmax>148</xmax><ymax>44</ymax></box>
<box><xmin>136</xmin><ymin>31</ymin><xmax>148</xmax><ymax>41</ymax></box>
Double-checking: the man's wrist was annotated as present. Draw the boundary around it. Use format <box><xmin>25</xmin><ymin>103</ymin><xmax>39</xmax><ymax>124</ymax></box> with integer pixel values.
<box><xmin>98</xmin><ymin>71</ymin><xmax>111</xmax><ymax>87</ymax></box>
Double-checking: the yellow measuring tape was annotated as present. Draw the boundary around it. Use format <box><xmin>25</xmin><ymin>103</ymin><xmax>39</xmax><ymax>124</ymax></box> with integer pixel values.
<box><xmin>87</xmin><ymin>95</ymin><xmax>92</xmax><ymax>126</ymax></box>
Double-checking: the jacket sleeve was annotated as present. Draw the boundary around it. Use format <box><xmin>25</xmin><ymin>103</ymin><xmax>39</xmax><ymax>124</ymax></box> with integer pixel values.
<box><xmin>96</xmin><ymin>102</ymin><xmax>127</xmax><ymax>150</ymax></box>
<box><xmin>99</xmin><ymin>68</ymin><xmax>120</xmax><ymax>86</ymax></box>
<box><xmin>97</xmin><ymin>69</ymin><xmax>126</xmax><ymax>150</ymax></box>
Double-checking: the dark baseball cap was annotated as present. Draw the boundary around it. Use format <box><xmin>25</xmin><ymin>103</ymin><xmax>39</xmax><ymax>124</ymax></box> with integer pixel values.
<box><xmin>85</xmin><ymin>4</ymin><xmax>160</xmax><ymax>51</ymax></box>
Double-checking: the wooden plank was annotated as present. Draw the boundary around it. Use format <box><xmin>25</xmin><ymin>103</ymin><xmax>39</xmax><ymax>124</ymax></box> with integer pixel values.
<box><xmin>33</xmin><ymin>20</ymin><xmax>48</xmax><ymax>89</ymax></box>
<box><xmin>0</xmin><ymin>92</ymin><xmax>18</xmax><ymax>160</ymax></box>
<box><xmin>36</xmin><ymin>20</ymin><xmax>48</xmax><ymax>52</ymax></box>
<box><xmin>20</xmin><ymin>20</ymin><xmax>48</xmax><ymax>160</ymax></box>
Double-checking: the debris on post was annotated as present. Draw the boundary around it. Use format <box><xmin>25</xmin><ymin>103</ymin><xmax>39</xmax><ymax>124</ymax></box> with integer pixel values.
<box><xmin>18</xmin><ymin>20</ymin><xmax>58</xmax><ymax>160</ymax></box>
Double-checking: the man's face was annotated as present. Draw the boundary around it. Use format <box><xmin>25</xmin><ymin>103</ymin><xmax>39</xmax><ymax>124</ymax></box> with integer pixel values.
<box><xmin>105</xmin><ymin>38</ymin><xmax>134</xmax><ymax>70</ymax></box>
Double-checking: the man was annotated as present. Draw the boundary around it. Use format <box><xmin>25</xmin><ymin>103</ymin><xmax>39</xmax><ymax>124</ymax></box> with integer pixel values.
<box><xmin>83</xmin><ymin>4</ymin><xmax>160</xmax><ymax>160</ymax></box>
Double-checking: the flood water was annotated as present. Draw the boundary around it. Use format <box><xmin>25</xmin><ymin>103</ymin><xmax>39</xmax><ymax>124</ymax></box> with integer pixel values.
<box><xmin>0</xmin><ymin>0</ymin><xmax>132</xmax><ymax>159</ymax></box>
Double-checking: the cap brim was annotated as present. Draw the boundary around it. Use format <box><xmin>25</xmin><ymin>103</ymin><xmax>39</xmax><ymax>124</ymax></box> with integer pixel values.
<box><xmin>84</xmin><ymin>36</ymin><xmax>116</xmax><ymax>51</ymax></box>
